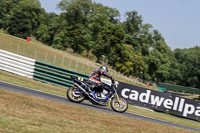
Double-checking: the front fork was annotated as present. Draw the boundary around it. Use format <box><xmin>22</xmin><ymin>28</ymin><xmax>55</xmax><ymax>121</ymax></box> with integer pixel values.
<box><xmin>115</xmin><ymin>93</ymin><xmax>121</xmax><ymax>106</ymax></box>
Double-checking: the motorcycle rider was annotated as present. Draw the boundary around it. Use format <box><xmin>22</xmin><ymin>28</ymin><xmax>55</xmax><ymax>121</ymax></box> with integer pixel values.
<box><xmin>88</xmin><ymin>66</ymin><xmax>114</xmax><ymax>98</ymax></box>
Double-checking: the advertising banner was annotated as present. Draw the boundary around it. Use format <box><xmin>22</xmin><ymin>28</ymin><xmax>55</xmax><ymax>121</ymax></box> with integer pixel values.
<box><xmin>117</xmin><ymin>82</ymin><xmax>200</xmax><ymax>121</ymax></box>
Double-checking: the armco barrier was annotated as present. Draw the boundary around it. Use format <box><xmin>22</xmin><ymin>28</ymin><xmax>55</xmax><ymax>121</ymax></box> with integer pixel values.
<box><xmin>0</xmin><ymin>49</ymin><xmax>112</xmax><ymax>88</ymax></box>
<box><xmin>0</xmin><ymin>49</ymin><xmax>89</xmax><ymax>88</ymax></box>
<box><xmin>33</xmin><ymin>61</ymin><xmax>113</xmax><ymax>87</ymax></box>
<box><xmin>0</xmin><ymin>49</ymin><xmax>35</xmax><ymax>65</ymax></box>
<box><xmin>0</xmin><ymin>49</ymin><xmax>35</xmax><ymax>78</ymax></box>
<box><xmin>33</xmin><ymin>61</ymin><xmax>89</xmax><ymax>88</ymax></box>
<box><xmin>157</xmin><ymin>82</ymin><xmax>200</xmax><ymax>94</ymax></box>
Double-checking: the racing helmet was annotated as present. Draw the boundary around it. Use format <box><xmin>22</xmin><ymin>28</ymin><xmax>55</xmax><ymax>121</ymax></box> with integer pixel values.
<box><xmin>101</xmin><ymin>66</ymin><xmax>108</xmax><ymax>72</ymax></box>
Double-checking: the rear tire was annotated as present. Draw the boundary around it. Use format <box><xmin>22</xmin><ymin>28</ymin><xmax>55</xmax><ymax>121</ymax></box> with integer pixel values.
<box><xmin>67</xmin><ymin>87</ymin><xmax>85</xmax><ymax>103</ymax></box>
<box><xmin>110</xmin><ymin>97</ymin><xmax>128</xmax><ymax>113</ymax></box>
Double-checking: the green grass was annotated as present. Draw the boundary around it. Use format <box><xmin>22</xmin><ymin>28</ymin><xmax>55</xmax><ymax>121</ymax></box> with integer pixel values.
<box><xmin>0</xmin><ymin>70</ymin><xmax>199</xmax><ymax>130</ymax></box>
<box><xmin>0</xmin><ymin>32</ymin><xmax>140</xmax><ymax>85</ymax></box>
<box><xmin>0</xmin><ymin>70</ymin><xmax>66</xmax><ymax>96</ymax></box>
<box><xmin>0</xmin><ymin>88</ymin><xmax>198</xmax><ymax>133</ymax></box>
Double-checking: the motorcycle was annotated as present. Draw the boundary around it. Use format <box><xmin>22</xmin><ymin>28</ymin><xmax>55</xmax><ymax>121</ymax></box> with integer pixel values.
<box><xmin>66</xmin><ymin>76</ymin><xmax>128</xmax><ymax>113</ymax></box>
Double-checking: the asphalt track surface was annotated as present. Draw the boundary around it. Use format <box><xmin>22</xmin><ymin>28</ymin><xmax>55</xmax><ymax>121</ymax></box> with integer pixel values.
<box><xmin>0</xmin><ymin>80</ymin><xmax>199</xmax><ymax>132</ymax></box>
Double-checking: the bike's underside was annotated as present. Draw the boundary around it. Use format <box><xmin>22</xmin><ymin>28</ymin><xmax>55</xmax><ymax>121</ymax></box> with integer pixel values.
<box><xmin>66</xmin><ymin>83</ymin><xmax>128</xmax><ymax>113</ymax></box>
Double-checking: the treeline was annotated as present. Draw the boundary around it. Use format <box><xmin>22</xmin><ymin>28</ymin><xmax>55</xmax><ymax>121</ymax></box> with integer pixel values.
<box><xmin>0</xmin><ymin>0</ymin><xmax>199</xmax><ymax>88</ymax></box>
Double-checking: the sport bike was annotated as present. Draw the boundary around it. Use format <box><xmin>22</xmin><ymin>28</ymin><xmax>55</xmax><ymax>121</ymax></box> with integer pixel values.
<box><xmin>66</xmin><ymin>76</ymin><xmax>128</xmax><ymax>113</ymax></box>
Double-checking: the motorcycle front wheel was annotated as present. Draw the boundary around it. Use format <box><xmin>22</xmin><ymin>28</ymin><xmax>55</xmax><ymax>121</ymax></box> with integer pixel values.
<box><xmin>110</xmin><ymin>97</ymin><xmax>128</xmax><ymax>113</ymax></box>
<box><xmin>67</xmin><ymin>86</ymin><xmax>85</xmax><ymax>103</ymax></box>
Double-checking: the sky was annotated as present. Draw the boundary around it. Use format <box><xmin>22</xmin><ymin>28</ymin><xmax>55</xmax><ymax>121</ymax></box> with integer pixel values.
<box><xmin>39</xmin><ymin>0</ymin><xmax>200</xmax><ymax>50</ymax></box>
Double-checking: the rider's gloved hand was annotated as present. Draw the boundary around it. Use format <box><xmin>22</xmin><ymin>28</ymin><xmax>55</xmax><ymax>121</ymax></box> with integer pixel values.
<box><xmin>97</xmin><ymin>83</ymin><xmax>102</xmax><ymax>88</ymax></box>
<box><xmin>111</xmin><ymin>77</ymin><xmax>115</xmax><ymax>84</ymax></box>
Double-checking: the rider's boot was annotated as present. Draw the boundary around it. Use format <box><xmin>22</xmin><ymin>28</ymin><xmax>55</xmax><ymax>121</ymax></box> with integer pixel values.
<box><xmin>88</xmin><ymin>87</ymin><xmax>94</xmax><ymax>97</ymax></box>
<box><xmin>88</xmin><ymin>85</ymin><xmax>95</xmax><ymax>96</ymax></box>
<box><xmin>86</xmin><ymin>87</ymin><xmax>91</xmax><ymax>93</ymax></box>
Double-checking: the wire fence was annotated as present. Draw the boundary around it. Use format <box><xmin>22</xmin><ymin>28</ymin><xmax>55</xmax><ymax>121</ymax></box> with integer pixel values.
<box><xmin>0</xmin><ymin>34</ymin><xmax>138</xmax><ymax>84</ymax></box>
<box><xmin>0</xmin><ymin>40</ymin><xmax>92</xmax><ymax>72</ymax></box>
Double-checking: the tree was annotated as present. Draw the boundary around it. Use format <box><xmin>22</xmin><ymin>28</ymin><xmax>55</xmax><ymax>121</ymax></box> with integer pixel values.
<box><xmin>35</xmin><ymin>13</ymin><xmax>69</xmax><ymax>48</ymax></box>
<box><xmin>123</xmin><ymin>11</ymin><xmax>143</xmax><ymax>51</ymax></box>
<box><xmin>0</xmin><ymin>0</ymin><xmax>21</xmax><ymax>29</ymax></box>
<box><xmin>114</xmin><ymin>44</ymin><xmax>144</xmax><ymax>76</ymax></box>
<box><xmin>92</xmin><ymin>22</ymin><xmax>124</xmax><ymax>63</ymax></box>
<box><xmin>57</xmin><ymin>0</ymin><xmax>120</xmax><ymax>56</ymax></box>
<box><xmin>57</xmin><ymin>0</ymin><xmax>93</xmax><ymax>54</ymax></box>
<box><xmin>7</xmin><ymin>0</ymin><xmax>44</xmax><ymax>38</ymax></box>
<box><xmin>174</xmin><ymin>46</ymin><xmax>200</xmax><ymax>88</ymax></box>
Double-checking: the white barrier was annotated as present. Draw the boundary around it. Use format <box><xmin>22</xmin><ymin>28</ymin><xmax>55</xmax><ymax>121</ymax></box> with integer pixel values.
<box><xmin>0</xmin><ymin>49</ymin><xmax>35</xmax><ymax>78</ymax></box>
<box><xmin>0</xmin><ymin>63</ymin><xmax>34</xmax><ymax>78</ymax></box>
<box><xmin>0</xmin><ymin>56</ymin><xmax>34</xmax><ymax>72</ymax></box>
<box><xmin>0</xmin><ymin>49</ymin><xmax>35</xmax><ymax>65</ymax></box>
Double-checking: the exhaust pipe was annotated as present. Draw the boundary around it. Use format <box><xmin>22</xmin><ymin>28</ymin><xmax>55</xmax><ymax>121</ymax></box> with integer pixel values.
<box><xmin>74</xmin><ymin>83</ymin><xmax>88</xmax><ymax>95</ymax></box>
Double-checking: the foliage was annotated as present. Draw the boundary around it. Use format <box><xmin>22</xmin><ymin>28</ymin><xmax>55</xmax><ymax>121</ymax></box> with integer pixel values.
<box><xmin>174</xmin><ymin>46</ymin><xmax>200</xmax><ymax>88</ymax></box>
<box><xmin>0</xmin><ymin>0</ymin><xmax>21</xmax><ymax>29</ymax></box>
<box><xmin>0</xmin><ymin>0</ymin><xmax>199</xmax><ymax>88</ymax></box>
<box><xmin>6</xmin><ymin>0</ymin><xmax>44</xmax><ymax>38</ymax></box>
<box><xmin>114</xmin><ymin>44</ymin><xmax>144</xmax><ymax>77</ymax></box>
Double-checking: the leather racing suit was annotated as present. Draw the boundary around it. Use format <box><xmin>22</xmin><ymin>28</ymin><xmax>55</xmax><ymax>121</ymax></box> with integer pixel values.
<box><xmin>88</xmin><ymin>67</ymin><xmax>113</xmax><ymax>93</ymax></box>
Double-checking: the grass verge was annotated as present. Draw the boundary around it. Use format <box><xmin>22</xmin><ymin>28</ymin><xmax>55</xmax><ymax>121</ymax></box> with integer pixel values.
<box><xmin>0</xmin><ymin>88</ymin><xmax>198</xmax><ymax>133</ymax></box>
<box><xmin>0</xmin><ymin>70</ymin><xmax>199</xmax><ymax>130</ymax></box>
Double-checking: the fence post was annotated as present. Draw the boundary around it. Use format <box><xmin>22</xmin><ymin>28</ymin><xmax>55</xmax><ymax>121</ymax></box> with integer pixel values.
<box><xmin>34</xmin><ymin>49</ymin><xmax>37</xmax><ymax>59</ymax></box>
<box><xmin>81</xmin><ymin>63</ymin><xmax>84</xmax><ymax>70</ymax></box>
<box><xmin>0</xmin><ymin>39</ymin><xmax>2</xmax><ymax>49</ymax></box>
<box><xmin>45</xmin><ymin>52</ymin><xmax>48</xmax><ymax>62</ymax></box>
<box><xmin>69</xmin><ymin>58</ymin><xmax>71</xmax><ymax>67</ymax></box>
<box><xmin>53</xmin><ymin>54</ymin><xmax>56</xmax><ymax>64</ymax></box>
<box><xmin>87</xmin><ymin>62</ymin><xmax>90</xmax><ymax>70</ymax></box>
<box><xmin>17</xmin><ymin>44</ymin><xmax>20</xmax><ymax>54</ymax></box>
<box><xmin>75</xmin><ymin>60</ymin><xmax>78</xmax><ymax>68</ymax></box>
<box><xmin>23</xmin><ymin>47</ymin><xmax>25</xmax><ymax>56</ymax></box>
<box><xmin>62</xmin><ymin>56</ymin><xmax>65</xmax><ymax>66</ymax></box>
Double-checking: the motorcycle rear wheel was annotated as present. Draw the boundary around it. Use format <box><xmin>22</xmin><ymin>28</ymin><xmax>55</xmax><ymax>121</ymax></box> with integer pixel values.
<box><xmin>67</xmin><ymin>87</ymin><xmax>85</xmax><ymax>103</ymax></box>
<box><xmin>110</xmin><ymin>97</ymin><xmax>128</xmax><ymax>113</ymax></box>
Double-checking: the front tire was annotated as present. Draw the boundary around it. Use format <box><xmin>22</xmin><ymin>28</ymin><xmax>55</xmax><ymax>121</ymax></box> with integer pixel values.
<box><xmin>67</xmin><ymin>87</ymin><xmax>85</xmax><ymax>103</ymax></box>
<box><xmin>110</xmin><ymin>97</ymin><xmax>128</xmax><ymax>113</ymax></box>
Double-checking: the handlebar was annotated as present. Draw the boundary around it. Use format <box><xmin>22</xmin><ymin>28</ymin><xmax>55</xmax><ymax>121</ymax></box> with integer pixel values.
<box><xmin>112</xmin><ymin>80</ymin><xmax>115</xmax><ymax>84</ymax></box>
